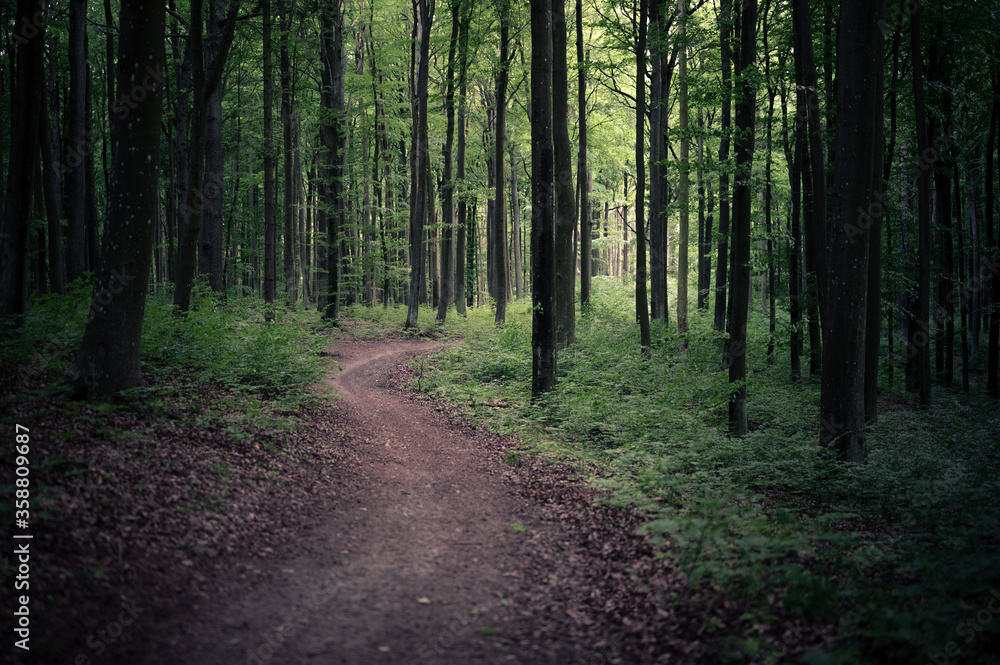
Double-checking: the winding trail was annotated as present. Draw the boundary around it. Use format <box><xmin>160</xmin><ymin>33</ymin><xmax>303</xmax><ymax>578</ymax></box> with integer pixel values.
<box><xmin>136</xmin><ymin>339</ymin><xmax>610</xmax><ymax>664</ymax></box>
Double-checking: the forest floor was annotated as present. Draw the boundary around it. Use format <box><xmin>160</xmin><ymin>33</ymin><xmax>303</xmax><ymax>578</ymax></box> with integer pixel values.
<box><xmin>2</xmin><ymin>328</ymin><xmax>774</xmax><ymax>665</ymax></box>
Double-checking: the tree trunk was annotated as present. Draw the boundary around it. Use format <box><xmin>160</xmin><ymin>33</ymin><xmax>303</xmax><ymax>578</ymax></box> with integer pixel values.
<box><xmin>200</xmin><ymin>0</ymin><xmax>227</xmax><ymax>293</ymax></box>
<box><xmin>676</xmin><ymin>0</ymin><xmax>689</xmax><ymax>346</ymax></box>
<box><xmin>531</xmin><ymin>0</ymin><xmax>557</xmax><ymax>395</ymax></box>
<box><xmin>912</xmin><ymin>4</ymin><xmax>933</xmax><ymax>405</ymax></box>
<box><xmin>437</xmin><ymin>0</ymin><xmax>462</xmax><ymax>323</ymax></box>
<box><xmin>510</xmin><ymin>143</ymin><xmax>524</xmax><ymax>299</ymax></box>
<box><xmin>634</xmin><ymin>0</ymin><xmax>652</xmax><ymax>354</ymax></box>
<box><xmin>68</xmin><ymin>1</ymin><xmax>165</xmax><ymax>399</ymax></box>
<box><xmin>173</xmin><ymin>0</ymin><xmax>239</xmax><ymax>313</ymax></box>
<box><xmin>0</xmin><ymin>0</ymin><xmax>44</xmax><ymax>318</ymax></box>
<box><xmin>39</xmin><ymin>95</ymin><xmax>66</xmax><ymax>295</ymax></box>
<box><xmin>264</xmin><ymin>0</ymin><xmax>278</xmax><ymax>318</ymax></box>
<box><xmin>820</xmin><ymin>0</ymin><xmax>883</xmax><ymax>461</ymax></box>
<box><xmin>66</xmin><ymin>0</ymin><xmax>88</xmax><ymax>282</ymax></box>
<box><xmin>281</xmin><ymin>0</ymin><xmax>298</xmax><ymax>305</ymax></box>
<box><xmin>553</xmin><ymin>0</ymin><xmax>576</xmax><ymax>347</ymax></box>
<box><xmin>725</xmin><ymin>0</ymin><xmax>756</xmax><ymax>437</ymax></box>
<box><xmin>713</xmin><ymin>0</ymin><xmax>732</xmax><ymax>332</ymax></box>
<box><xmin>405</xmin><ymin>0</ymin><xmax>433</xmax><ymax>329</ymax></box>
<box><xmin>493</xmin><ymin>10</ymin><xmax>509</xmax><ymax>326</ymax></box>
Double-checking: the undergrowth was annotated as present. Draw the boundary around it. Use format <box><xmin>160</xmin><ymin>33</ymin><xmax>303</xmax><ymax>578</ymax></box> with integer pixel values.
<box><xmin>410</xmin><ymin>277</ymin><xmax>1000</xmax><ymax>665</ymax></box>
<box><xmin>0</xmin><ymin>280</ymin><xmax>334</xmax><ymax>434</ymax></box>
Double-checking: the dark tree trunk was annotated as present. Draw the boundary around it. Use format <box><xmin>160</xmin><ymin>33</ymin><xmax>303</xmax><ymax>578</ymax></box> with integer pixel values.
<box><xmin>713</xmin><ymin>0</ymin><xmax>732</xmax><ymax>332</ymax></box>
<box><xmin>66</xmin><ymin>0</ymin><xmax>88</xmax><ymax>282</ymax></box>
<box><xmin>819</xmin><ymin>0</ymin><xmax>883</xmax><ymax>461</ymax></box>
<box><xmin>455</xmin><ymin>70</ymin><xmax>470</xmax><ymax>315</ymax></box>
<box><xmin>0</xmin><ymin>0</ymin><xmax>44</xmax><ymax>318</ymax></box>
<box><xmin>676</xmin><ymin>0</ymin><xmax>689</xmax><ymax>345</ymax></box>
<box><xmin>281</xmin><ymin>0</ymin><xmax>298</xmax><ymax>305</ymax></box>
<box><xmin>437</xmin><ymin>0</ymin><xmax>462</xmax><ymax>323</ymax></box>
<box><xmin>264</xmin><ymin>0</ymin><xmax>278</xmax><ymax>318</ymax></box>
<box><xmin>575</xmin><ymin>0</ymin><xmax>589</xmax><ymax>318</ymax></box>
<box><xmin>174</xmin><ymin>0</ymin><xmax>239</xmax><ymax>313</ymax></box>
<box><xmin>405</xmin><ymin>0</ymin><xmax>433</xmax><ymax>329</ymax></box>
<box><xmin>510</xmin><ymin>143</ymin><xmax>524</xmax><ymax>299</ymax></box>
<box><xmin>200</xmin><ymin>0</ymin><xmax>227</xmax><ymax>293</ymax></box>
<box><xmin>634</xmin><ymin>0</ymin><xmax>652</xmax><ymax>354</ymax></box>
<box><xmin>39</xmin><ymin>95</ymin><xmax>66</xmax><ymax>295</ymax></box>
<box><xmin>792</xmin><ymin>0</ymin><xmax>826</xmax><ymax>377</ymax></box>
<box><xmin>553</xmin><ymin>0</ymin><xmax>576</xmax><ymax>347</ymax></box>
<box><xmin>493</xmin><ymin>10</ymin><xmax>509</xmax><ymax>326</ymax></box>
<box><xmin>912</xmin><ymin>4</ymin><xmax>933</xmax><ymax>405</ymax></box>
<box><xmin>68</xmin><ymin>1</ymin><xmax>165</xmax><ymax>399</ymax></box>
<box><xmin>531</xmin><ymin>0</ymin><xmax>557</xmax><ymax>395</ymax></box>
<box><xmin>725</xmin><ymin>0</ymin><xmax>756</xmax><ymax>437</ymax></box>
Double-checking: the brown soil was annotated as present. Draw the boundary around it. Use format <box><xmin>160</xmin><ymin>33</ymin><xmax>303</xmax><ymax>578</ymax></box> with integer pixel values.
<box><xmin>7</xmin><ymin>338</ymin><xmax>740</xmax><ymax>664</ymax></box>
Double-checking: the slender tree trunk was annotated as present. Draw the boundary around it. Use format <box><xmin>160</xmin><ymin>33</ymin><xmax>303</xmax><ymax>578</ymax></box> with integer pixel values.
<box><xmin>553</xmin><ymin>0</ymin><xmax>576</xmax><ymax>346</ymax></box>
<box><xmin>726</xmin><ymin>0</ymin><xmax>756</xmax><ymax>437</ymax></box>
<box><xmin>455</xmin><ymin>73</ymin><xmax>469</xmax><ymax>315</ymax></box>
<box><xmin>510</xmin><ymin>143</ymin><xmax>524</xmax><ymax>299</ymax></box>
<box><xmin>173</xmin><ymin>0</ymin><xmax>239</xmax><ymax>313</ymax></box>
<box><xmin>677</xmin><ymin>0</ymin><xmax>689</xmax><ymax>346</ymax></box>
<box><xmin>493</xmin><ymin>10</ymin><xmax>509</xmax><ymax>326</ymax></box>
<box><xmin>634</xmin><ymin>0</ymin><xmax>652</xmax><ymax>354</ymax></box>
<box><xmin>39</xmin><ymin>97</ymin><xmax>66</xmax><ymax>295</ymax></box>
<box><xmin>912</xmin><ymin>4</ymin><xmax>933</xmax><ymax>405</ymax></box>
<box><xmin>66</xmin><ymin>0</ymin><xmax>88</xmax><ymax>282</ymax></box>
<box><xmin>713</xmin><ymin>0</ymin><xmax>732</xmax><ymax>332</ymax></box>
<box><xmin>264</xmin><ymin>0</ymin><xmax>278</xmax><ymax>318</ymax></box>
<box><xmin>200</xmin><ymin>0</ymin><xmax>227</xmax><ymax>293</ymax></box>
<box><xmin>437</xmin><ymin>0</ymin><xmax>462</xmax><ymax>323</ymax></box>
<box><xmin>405</xmin><ymin>0</ymin><xmax>434</xmax><ymax>329</ymax></box>
<box><xmin>281</xmin><ymin>0</ymin><xmax>298</xmax><ymax>305</ymax></box>
<box><xmin>68</xmin><ymin>1</ymin><xmax>165</xmax><ymax>399</ymax></box>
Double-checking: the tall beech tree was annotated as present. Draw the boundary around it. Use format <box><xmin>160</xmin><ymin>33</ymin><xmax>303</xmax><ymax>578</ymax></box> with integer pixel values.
<box><xmin>553</xmin><ymin>0</ymin><xmax>576</xmax><ymax>347</ymax></box>
<box><xmin>405</xmin><ymin>0</ymin><xmax>434</xmax><ymax>329</ymax></box>
<box><xmin>68</xmin><ymin>1</ymin><xmax>165</xmax><ymax>399</ymax></box>
<box><xmin>725</xmin><ymin>0</ymin><xmax>755</xmax><ymax>437</ymax></box>
<box><xmin>173</xmin><ymin>0</ymin><xmax>240</xmax><ymax>314</ymax></box>
<box><xmin>634</xmin><ymin>0</ymin><xmax>652</xmax><ymax>354</ymax></box>
<box><xmin>819</xmin><ymin>0</ymin><xmax>884</xmax><ymax>461</ymax></box>
<box><xmin>531</xmin><ymin>0</ymin><xmax>557</xmax><ymax>396</ymax></box>
<box><xmin>436</xmin><ymin>0</ymin><xmax>463</xmax><ymax>324</ymax></box>
<box><xmin>0</xmin><ymin>0</ymin><xmax>44</xmax><ymax>318</ymax></box>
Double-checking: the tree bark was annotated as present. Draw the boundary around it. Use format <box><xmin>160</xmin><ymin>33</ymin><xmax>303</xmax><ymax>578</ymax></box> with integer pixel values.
<box><xmin>531</xmin><ymin>0</ymin><xmax>557</xmax><ymax>395</ymax></box>
<box><xmin>725</xmin><ymin>0</ymin><xmax>756</xmax><ymax>437</ymax></box>
<box><xmin>820</xmin><ymin>0</ymin><xmax>883</xmax><ymax>461</ymax></box>
<box><xmin>68</xmin><ymin>1</ymin><xmax>165</xmax><ymax>399</ymax></box>
<box><xmin>66</xmin><ymin>0</ymin><xmax>88</xmax><ymax>282</ymax></box>
<box><xmin>493</xmin><ymin>9</ymin><xmax>509</xmax><ymax>326</ymax></box>
<box><xmin>713</xmin><ymin>0</ymin><xmax>732</xmax><ymax>332</ymax></box>
<box><xmin>0</xmin><ymin>0</ymin><xmax>44</xmax><ymax>318</ymax></box>
<box><xmin>634</xmin><ymin>0</ymin><xmax>652</xmax><ymax>354</ymax></box>
<box><xmin>405</xmin><ymin>0</ymin><xmax>434</xmax><ymax>329</ymax></box>
<box><xmin>912</xmin><ymin>4</ymin><xmax>933</xmax><ymax>405</ymax></box>
<box><xmin>437</xmin><ymin>0</ymin><xmax>462</xmax><ymax>323</ymax></box>
<box><xmin>677</xmin><ymin>0</ymin><xmax>689</xmax><ymax>346</ymax></box>
<box><xmin>553</xmin><ymin>0</ymin><xmax>576</xmax><ymax>347</ymax></box>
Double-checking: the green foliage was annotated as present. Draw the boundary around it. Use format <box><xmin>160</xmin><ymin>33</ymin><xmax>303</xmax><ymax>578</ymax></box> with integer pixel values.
<box><xmin>141</xmin><ymin>288</ymin><xmax>328</xmax><ymax>402</ymax></box>
<box><xmin>423</xmin><ymin>276</ymin><xmax>1000</xmax><ymax>664</ymax></box>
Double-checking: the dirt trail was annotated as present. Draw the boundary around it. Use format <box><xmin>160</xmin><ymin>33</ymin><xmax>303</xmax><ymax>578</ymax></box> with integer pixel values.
<box><xmin>126</xmin><ymin>338</ymin><xmax>718</xmax><ymax>665</ymax></box>
<box><xmin>128</xmin><ymin>340</ymin><xmax>574</xmax><ymax>664</ymax></box>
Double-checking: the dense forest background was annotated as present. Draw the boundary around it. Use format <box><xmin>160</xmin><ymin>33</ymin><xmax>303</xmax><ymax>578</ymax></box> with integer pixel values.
<box><xmin>2</xmin><ymin>0</ymin><xmax>1000</xmax><ymax>662</ymax></box>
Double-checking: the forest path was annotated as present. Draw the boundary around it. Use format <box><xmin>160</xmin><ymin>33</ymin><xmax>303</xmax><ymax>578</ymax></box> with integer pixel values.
<box><xmin>133</xmin><ymin>337</ymin><xmax>715</xmax><ymax>665</ymax></box>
